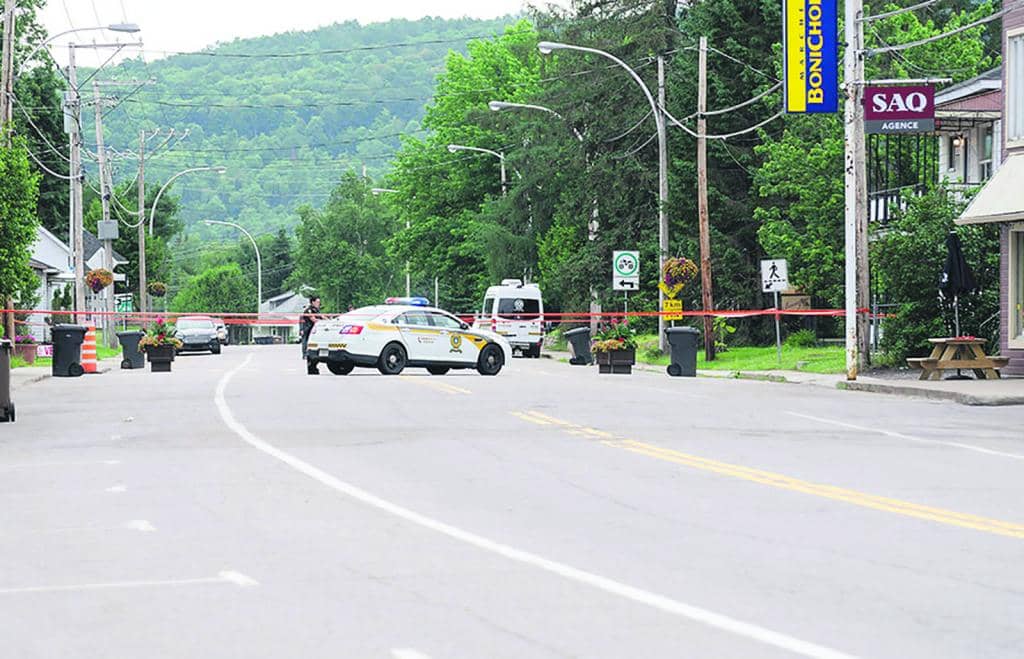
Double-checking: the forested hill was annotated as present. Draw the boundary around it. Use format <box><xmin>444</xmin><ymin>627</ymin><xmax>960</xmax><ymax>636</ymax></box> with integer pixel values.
<box><xmin>97</xmin><ymin>16</ymin><xmax>515</xmax><ymax>233</ymax></box>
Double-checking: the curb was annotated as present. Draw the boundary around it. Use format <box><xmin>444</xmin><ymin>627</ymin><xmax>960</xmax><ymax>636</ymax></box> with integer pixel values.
<box><xmin>11</xmin><ymin>357</ymin><xmax>118</xmax><ymax>391</ymax></box>
<box><xmin>839</xmin><ymin>380</ymin><xmax>1024</xmax><ymax>407</ymax></box>
<box><xmin>541</xmin><ymin>352</ymin><xmax>793</xmax><ymax>382</ymax></box>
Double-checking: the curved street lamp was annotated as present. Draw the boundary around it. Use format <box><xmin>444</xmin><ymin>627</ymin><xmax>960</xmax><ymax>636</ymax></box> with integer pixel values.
<box><xmin>537</xmin><ymin>40</ymin><xmax>669</xmax><ymax>350</ymax></box>
<box><xmin>203</xmin><ymin>219</ymin><xmax>261</xmax><ymax>315</ymax></box>
<box><xmin>488</xmin><ymin>101</ymin><xmax>585</xmax><ymax>143</ymax></box>
<box><xmin>148</xmin><ymin>166</ymin><xmax>226</xmax><ymax>235</ymax></box>
<box><xmin>447</xmin><ymin>143</ymin><xmax>507</xmax><ymax>195</ymax></box>
<box><xmin>14</xmin><ymin>23</ymin><xmax>141</xmax><ymax>80</ymax></box>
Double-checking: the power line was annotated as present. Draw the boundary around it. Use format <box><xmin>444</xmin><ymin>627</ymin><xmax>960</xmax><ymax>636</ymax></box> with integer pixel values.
<box><xmin>867</xmin><ymin>2</ymin><xmax>1022</xmax><ymax>55</ymax></box>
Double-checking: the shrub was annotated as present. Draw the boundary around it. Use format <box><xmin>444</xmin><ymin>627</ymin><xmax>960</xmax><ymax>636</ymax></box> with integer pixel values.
<box><xmin>785</xmin><ymin>328</ymin><xmax>817</xmax><ymax>348</ymax></box>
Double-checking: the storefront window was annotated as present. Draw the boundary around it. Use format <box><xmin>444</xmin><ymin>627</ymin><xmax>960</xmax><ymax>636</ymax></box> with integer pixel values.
<box><xmin>1014</xmin><ymin>229</ymin><xmax>1024</xmax><ymax>343</ymax></box>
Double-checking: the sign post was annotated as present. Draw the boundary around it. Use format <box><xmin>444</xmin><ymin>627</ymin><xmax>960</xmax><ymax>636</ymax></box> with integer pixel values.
<box><xmin>761</xmin><ymin>259</ymin><xmax>789</xmax><ymax>365</ymax></box>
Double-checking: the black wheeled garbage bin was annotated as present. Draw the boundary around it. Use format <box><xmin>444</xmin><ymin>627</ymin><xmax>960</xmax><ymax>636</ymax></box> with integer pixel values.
<box><xmin>0</xmin><ymin>339</ymin><xmax>13</xmax><ymax>422</ymax></box>
<box><xmin>664</xmin><ymin>326</ymin><xmax>700</xmax><ymax>377</ymax></box>
<box><xmin>117</xmin><ymin>331</ymin><xmax>145</xmax><ymax>369</ymax></box>
<box><xmin>564</xmin><ymin>327</ymin><xmax>593</xmax><ymax>365</ymax></box>
<box><xmin>52</xmin><ymin>324</ymin><xmax>87</xmax><ymax>377</ymax></box>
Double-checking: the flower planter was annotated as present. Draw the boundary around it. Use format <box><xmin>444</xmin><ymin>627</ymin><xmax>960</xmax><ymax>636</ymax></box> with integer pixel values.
<box><xmin>13</xmin><ymin>344</ymin><xmax>37</xmax><ymax>365</ymax></box>
<box><xmin>144</xmin><ymin>344</ymin><xmax>176</xmax><ymax>373</ymax></box>
<box><xmin>596</xmin><ymin>348</ymin><xmax>635</xmax><ymax>374</ymax></box>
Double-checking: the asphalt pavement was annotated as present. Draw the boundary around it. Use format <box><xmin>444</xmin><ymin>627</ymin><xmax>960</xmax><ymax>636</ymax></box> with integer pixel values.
<box><xmin>2</xmin><ymin>345</ymin><xmax>1023</xmax><ymax>659</ymax></box>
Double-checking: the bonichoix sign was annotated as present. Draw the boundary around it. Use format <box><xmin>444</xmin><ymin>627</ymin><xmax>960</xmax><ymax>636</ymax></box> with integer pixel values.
<box><xmin>782</xmin><ymin>0</ymin><xmax>839</xmax><ymax>114</ymax></box>
<box><xmin>864</xmin><ymin>85</ymin><xmax>935</xmax><ymax>134</ymax></box>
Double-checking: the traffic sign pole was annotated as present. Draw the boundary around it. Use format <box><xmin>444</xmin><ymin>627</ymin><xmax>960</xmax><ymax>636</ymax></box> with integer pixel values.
<box><xmin>774</xmin><ymin>291</ymin><xmax>782</xmax><ymax>365</ymax></box>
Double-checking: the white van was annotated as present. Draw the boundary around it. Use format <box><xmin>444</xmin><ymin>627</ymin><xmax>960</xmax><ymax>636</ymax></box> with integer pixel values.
<box><xmin>475</xmin><ymin>279</ymin><xmax>544</xmax><ymax>358</ymax></box>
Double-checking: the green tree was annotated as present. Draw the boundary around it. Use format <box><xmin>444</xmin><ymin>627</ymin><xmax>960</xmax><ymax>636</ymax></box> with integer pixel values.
<box><xmin>170</xmin><ymin>263</ymin><xmax>256</xmax><ymax>314</ymax></box>
<box><xmin>290</xmin><ymin>172</ymin><xmax>398</xmax><ymax>311</ymax></box>
<box><xmin>0</xmin><ymin>139</ymin><xmax>42</xmax><ymax>307</ymax></box>
<box><xmin>2</xmin><ymin>0</ymin><xmax>70</xmax><ymax>239</ymax></box>
<box><xmin>874</xmin><ymin>189</ymin><xmax>1000</xmax><ymax>362</ymax></box>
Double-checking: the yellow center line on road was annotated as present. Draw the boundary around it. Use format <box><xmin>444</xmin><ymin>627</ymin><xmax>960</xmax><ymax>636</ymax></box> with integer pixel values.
<box><xmin>399</xmin><ymin>376</ymin><xmax>472</xmax><ymax>396</ymax></box>
<box><xmin>510</xmin><ymin>411</ymin><xmax>1024</xmax><ymax>540</ymax></box>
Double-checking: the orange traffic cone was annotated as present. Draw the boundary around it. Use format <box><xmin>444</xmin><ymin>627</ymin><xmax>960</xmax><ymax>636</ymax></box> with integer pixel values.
<box><xmin>82</xmin><ymin>326</ymin><xmax>98</xmax><ymax>374</ymax></box>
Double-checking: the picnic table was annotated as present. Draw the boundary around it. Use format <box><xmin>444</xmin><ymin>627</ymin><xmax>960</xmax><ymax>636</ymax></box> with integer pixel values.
<box><xmin>906</xmin><ymin>337</ymin><xmax>1009</xmax><ymax>380</ymax></box>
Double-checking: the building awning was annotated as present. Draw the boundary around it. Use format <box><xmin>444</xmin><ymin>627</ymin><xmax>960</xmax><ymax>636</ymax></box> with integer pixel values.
<box><xmin>956</xmin><ymin>154</ymin><xmax>1024</xmax><ymax>225</ymax></box>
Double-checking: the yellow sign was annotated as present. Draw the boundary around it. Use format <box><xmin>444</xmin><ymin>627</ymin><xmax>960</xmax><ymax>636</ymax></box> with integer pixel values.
<box><xmin>659</xmin><ymin>281</ymin><xmax>684</xmax><ymax>299</ymax></box>
<box><xmin>663</xmin><ymin>299</ymin><xmax>683</xmax><ymax>321</ymax></box>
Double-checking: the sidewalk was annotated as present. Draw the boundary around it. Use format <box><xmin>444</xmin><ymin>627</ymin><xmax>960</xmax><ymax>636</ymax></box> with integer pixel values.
<box><xmin>542</xmin><ymin>350</ymin><xmax>1024</xmax><ymax>406</ymax></box>
<box><xmin>10</xmin><ymin>357</ymin><xmax>119</xmax><ymax>391</ymax></box>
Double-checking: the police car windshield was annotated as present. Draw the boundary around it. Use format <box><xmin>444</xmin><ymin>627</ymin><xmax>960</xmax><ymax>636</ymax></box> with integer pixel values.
<box><xmin>497</xmin><ymin>298</ymin><xmax>540</xmax><ymax>320</ymax></box>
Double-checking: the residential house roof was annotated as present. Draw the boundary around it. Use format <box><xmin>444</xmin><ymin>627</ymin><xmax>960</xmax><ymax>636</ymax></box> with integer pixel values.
<box><xmin>83</xmin><ymin>229</ymin><xmax>128</xmax><ymax>265</ymax></box>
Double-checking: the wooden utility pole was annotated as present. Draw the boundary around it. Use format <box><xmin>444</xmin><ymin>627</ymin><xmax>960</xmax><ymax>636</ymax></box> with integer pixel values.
<box><xmin>2</xmin><ymin>0</ymin><xmax>16</xmax><ymax>340</ymax></box>
<box><xmin>92</xmin><ymin>81</ymin><xmax>118</xmax><ymax>348</ymax></box>
<box><xmin>1</xmin><ymin>0</ymin><xmax>13</xmax><ymax>128</ymax></box>
<box><xmin>843</xmin><ymin>0</ymin><xmax>866</xmax><ymax>378</ymax></box>
<box><xmin>854</xmin><ymin>17</ymin><xmax>870</xmax><ymax>368</ymax></box>
<box><xmin>69</xmin><ymin>45</ymin><xmax>86</xmax><ymax>320</ymax></box>
<box><xmin>696</xmin><ymin>36</ymin><xmax>716</xmax><ymax>361</ymax></box>
<box><xmin>656</xmin><ymin>54</ymin><xmax>669</xmax><ymax>352</ymax></box>
<box><xmin>137</xmin><ymin>129</ymin><xmax>147</xmax><ymax>321</ymax></box>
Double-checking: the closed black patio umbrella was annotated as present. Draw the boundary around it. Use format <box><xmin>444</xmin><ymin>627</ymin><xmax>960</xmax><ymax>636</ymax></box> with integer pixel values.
<box><xmin>939</xmin><ymin>231</ymin><xmax>977</xmax><ymax>337</ymax></box>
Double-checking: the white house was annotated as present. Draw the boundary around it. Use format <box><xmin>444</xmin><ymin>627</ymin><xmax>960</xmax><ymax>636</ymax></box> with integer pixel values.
<box><xmin>26</xmin><ymin>226</ymin><xmax>74</xmax><ymax>342</ymax></box>
<box><xmin>257</xmin><ymin>290</ymin><xmax>307</xmax><ymax>344</ymax></box>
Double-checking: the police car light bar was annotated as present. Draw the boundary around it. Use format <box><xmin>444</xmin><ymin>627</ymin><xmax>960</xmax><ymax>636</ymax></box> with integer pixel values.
<box><xmin>385</xmin><ymin>297</ymin><xmax>430</xmax><ymax>306</ymax></box>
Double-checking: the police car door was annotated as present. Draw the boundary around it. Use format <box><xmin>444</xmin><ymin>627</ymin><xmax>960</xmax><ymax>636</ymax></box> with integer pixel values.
<box><xmin>395</xmin><ymin>310</ymin><xmax>439</xmax><ymax>361</ymax></box>
<box><xmin>427</xmin><ymin>311</ymin><xmax>480</xmax><ymax>365</ymax></box>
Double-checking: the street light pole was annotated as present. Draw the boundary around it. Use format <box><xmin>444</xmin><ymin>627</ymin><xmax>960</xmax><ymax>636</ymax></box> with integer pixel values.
<box><xmin>204</xmin><ymin>220</ymin><xmax>261</xmax><ymax>315</ymax></box>
<box><xmin>538</xmin><ymin>41</ymin><xmax>669</xmax><ymax>350</ymax></box>
<box><xmin>447</xmin><ymin>144</ymin><xmax>507</xmax><ymax>196</ymax></box>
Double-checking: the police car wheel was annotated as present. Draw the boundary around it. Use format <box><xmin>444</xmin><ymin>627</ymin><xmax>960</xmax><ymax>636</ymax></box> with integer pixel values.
<box><xmin>427</xmin><ymin>366</ymin><xmax>449</xmax><ymax>375</ymax></box>
<box><xmin>327</xmin><ymin>361</ymin><xmax>354</xmax><ymax>375</ymax></box>
<box><xmin>477</xmin><ymin>344</ymin><xmax>503</xmax><ymax>376</ymax></box>
<box><xmin>377</xmin><ymin>343</ymin><xmax>407</xmax><ymax>375</ymax></box>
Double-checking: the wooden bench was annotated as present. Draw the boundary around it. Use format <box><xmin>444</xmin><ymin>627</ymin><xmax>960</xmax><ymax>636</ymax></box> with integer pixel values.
<box><xmin>907</xmin><ymin>338</ymin><xmax>1008</xmax><ymax>380</ymax></box>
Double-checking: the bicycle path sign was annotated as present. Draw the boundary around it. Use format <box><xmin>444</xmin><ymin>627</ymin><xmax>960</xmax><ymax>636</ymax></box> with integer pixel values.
<box><xmin>613</xmin><ymin>250</ymin><xmax>640</xmax><ymax>291</ymax></box>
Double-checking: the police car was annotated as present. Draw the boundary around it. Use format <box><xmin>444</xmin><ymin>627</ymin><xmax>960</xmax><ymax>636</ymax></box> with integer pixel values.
<box><xmin>305</xmin><ymin>298</ymin><xmax>512</xmax><ymax>376</ymax></box>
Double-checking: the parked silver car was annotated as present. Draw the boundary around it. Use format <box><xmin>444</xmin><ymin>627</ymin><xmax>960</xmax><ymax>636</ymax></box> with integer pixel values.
<box><xmin>175</xmin><ymin>316</ymin><xmax>222</xmax><ymax>354</ymax></box>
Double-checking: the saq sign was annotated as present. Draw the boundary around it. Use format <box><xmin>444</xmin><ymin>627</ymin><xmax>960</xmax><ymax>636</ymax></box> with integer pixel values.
<box><xmin>864</xmin><ymin>85</ymin><xmax>935</xmax><ymax>134</ymax></box>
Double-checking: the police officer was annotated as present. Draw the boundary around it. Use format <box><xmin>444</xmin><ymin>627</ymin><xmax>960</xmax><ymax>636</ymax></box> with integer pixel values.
<box><xmin>300</xmin><ymin>296</ymin><xmax>322</xmax><ymax>359</ymax></box>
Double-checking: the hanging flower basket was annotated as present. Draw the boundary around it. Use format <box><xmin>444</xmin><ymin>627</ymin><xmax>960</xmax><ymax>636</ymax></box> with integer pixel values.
<box><xmin>659</xmin><ymin>257</ymin><xmax>699</xmax><ymax>298</ymax></box>
<box><xmin>147</xmin><ymin>281</ymin><xmax>167</xmax><ymax>298</ymax></box>
<box><xmin>85</xmin><ymin>268</ymin><xmax>114</xmax><ymax>294</ymax></box>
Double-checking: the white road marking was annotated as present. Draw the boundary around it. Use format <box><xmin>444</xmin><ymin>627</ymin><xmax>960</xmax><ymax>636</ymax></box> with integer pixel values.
<box><xmin>0</xmin><ymin>459</ymin><xmax>120</xmax><ymax>470</ymax></box>
<box><xmin>125</xmin><ymin>520</ymin><xmax>156</xmax><ymax>532</ymax></box>
<box><xmin>391</xmin><ymin>649</ymin><xmax>432</xmax><ymax>659</ymax></box>
<box><xmin>105</xmin><ymin>485</ymin><xmax>127</xmax><ymax>493</ymax></box>
<box><xmin>787</xmin><ymin>411</ymin><xmax>1024</xmax><ymax>460</ymax></box>
<box><xmin>215</xmin><ymin>355</ymin><xmax>856</xmax><ymax>659</ymax></box>
<box><xmin>0</xmin><ymin>571</ymin><xmax>258</xmax><ymax>595</ymax></box>
<box><xmin>218</xmin><ymin>570</ymin><xmax>259</xmax><ymax>587</ymax></box>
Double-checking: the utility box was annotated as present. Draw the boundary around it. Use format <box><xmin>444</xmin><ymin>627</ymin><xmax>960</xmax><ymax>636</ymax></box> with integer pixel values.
<box><xmin>97</xmin><ymin>220</ymin><xmax>119</xmax><ymax>240</ymax></box>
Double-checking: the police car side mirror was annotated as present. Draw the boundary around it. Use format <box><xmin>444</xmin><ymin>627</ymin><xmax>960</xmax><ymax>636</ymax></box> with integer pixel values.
<box><xmin>460</xmin><ymin>322</ymin><xmax>470</xmax><ymax>330</ymax></box>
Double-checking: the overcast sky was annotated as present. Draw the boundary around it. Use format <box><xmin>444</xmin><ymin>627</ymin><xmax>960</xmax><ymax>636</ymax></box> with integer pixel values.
<box><xmin>39</xmin><ymin>0</ymin><xmax>563</xmax><ymax>66</ymax></box>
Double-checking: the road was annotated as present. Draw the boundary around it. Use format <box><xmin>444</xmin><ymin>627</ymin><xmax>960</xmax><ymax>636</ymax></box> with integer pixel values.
<box><xmin>2</xmin><ymin>345</ymin><xmax>1023</xmax><ymax>658</ymax></box>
